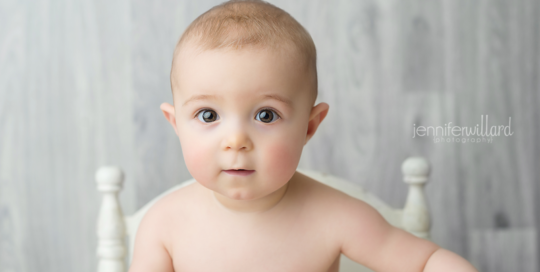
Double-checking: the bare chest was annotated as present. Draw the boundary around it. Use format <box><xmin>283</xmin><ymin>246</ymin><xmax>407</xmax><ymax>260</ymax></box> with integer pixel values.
<box><xmin>167</xmin><ymin>204</ymin><xmax>341</xmax><ymax>271</ymax></box>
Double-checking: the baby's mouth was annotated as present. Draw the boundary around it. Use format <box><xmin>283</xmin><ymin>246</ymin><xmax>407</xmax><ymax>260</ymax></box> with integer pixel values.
<box><xmin>223</xmin><ymin>169</ymin><xmax>255</xmax><ymax>176</ymax></box>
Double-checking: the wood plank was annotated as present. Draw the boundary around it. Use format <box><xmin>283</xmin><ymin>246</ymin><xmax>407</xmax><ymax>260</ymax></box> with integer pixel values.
<box><xmin>469</xmin><ymin>229</ymin><xmax>538</xmax><ymax>272</ymax></box>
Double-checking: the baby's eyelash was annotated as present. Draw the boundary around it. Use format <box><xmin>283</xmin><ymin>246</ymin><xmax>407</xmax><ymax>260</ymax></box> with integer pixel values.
<box><xmin>258</xmin><ymin>107</ymin><xmax>281</xmax><ymax>118</ymax></box>
<box><xmin>194</xmin><ymin>108</ymin><xmax>282</xmax><ymax>118</ymax></box>
<box><xmin>194</xmin><ymin>108</ymin><xmax>213</xmax><ymax>118</ymax></box>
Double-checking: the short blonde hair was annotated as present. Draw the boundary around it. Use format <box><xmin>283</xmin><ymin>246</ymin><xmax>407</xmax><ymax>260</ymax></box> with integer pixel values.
<box><xmin>170</xmin><ymin>0</ymin><xmax>318</xmax><ymax>104</ymax></box>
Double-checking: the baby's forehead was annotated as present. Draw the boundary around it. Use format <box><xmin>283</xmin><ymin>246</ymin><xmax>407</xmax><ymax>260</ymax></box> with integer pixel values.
<box><xmin>171</xmin><ymin>41</ymin><xmax>317</xmax><ymax>108</ymax></box>
<box><xmin>176</xmin><ymin>39</ymin><xmax>304</xmax><ymax>64</ymax></box>
<box><xmin>174</xmin><ymin>42</ymin><xmax>310</xmax><ymax>81</ymax></box>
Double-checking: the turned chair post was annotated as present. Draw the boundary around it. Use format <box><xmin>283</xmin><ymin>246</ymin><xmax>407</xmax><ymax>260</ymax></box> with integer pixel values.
<box><xmin>96</xmin><ymin>166</ymin><xmax>127</xmax><ymax>272</ymax></box>
<box><xmin>401</xmin><ymin>157</ymin><xmax>431</xmax><ymax>239</ymax></box>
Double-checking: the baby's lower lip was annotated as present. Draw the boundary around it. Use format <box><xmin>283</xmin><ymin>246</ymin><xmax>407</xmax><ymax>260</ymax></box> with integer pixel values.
<box><xmin>223</xmin><ymin>170</ymin><xmax>255</xmax><ymax>176</ymax></box>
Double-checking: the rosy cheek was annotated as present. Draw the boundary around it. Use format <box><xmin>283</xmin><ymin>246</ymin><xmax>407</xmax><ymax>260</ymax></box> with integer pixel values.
<box><xmin>181</xmin><ymin>136</ymin><xmax>214</xmax><ymax>183</ymax></box>
<box><xmin>264</xmin><ymin>140</ymin><xmax>302</xmax><ymax>181</ymax></box>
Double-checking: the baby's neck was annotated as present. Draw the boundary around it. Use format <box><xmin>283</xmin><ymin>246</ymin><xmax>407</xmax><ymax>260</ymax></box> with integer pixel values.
<box><xmin>211</xmin><ymin>182</ymin><xmax>290</xmax><ymax>214</ymax></box>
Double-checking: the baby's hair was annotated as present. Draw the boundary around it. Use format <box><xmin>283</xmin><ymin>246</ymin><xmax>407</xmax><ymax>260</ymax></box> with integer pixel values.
<box><xmin>170</xmin><ymin>0</ymin><xmax>318</xmax><ymax>105</ymax></box>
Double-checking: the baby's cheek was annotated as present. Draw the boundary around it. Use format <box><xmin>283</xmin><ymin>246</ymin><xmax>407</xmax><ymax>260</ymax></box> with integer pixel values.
<box><xmin>182</xmin><ymin>141</ymin><xmax>214</xmax><ymax>182</ymax></box>
<box><xmin>264</xmin><ymin>141</ymin><xmax>302</xmax><ymax>180</ymax></box>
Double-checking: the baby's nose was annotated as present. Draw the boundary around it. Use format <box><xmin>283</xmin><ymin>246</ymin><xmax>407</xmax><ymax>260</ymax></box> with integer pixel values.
<box><xmin>222</xmin><ymin>130</ymin><xmax>253</xmax><ymax>151</ymax></box>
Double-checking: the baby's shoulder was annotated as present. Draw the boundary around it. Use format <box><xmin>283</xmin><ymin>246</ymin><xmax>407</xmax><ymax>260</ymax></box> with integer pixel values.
<box><xmin>139</xmin><ymin>181</ymin><xmax>201</xmax><ymax>229</ymax></box>
<box><xmin>137</xmin><ymin>181</ymin><xmax>202</xmax><ymax>243</ymax></box>
<box><xmin>148</xmin><ymin>181</ymin><xmax>201</xmax><ymax>215</ymax></box>
<box><xmin>295</xmin><ymin>172</ymin><xmax>360</xmax><ymax>205</ymax></box>
<box><xmin>294</xmin><ymin>172</ymin><xmax>382</xmax><ymax>223</ymax></box>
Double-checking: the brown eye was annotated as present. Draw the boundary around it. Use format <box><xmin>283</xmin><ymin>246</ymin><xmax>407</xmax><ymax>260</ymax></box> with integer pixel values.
<box><xmin>256</xmin><ymin>109</ymin><xmax>279</xmax><ymax>123</ymax></box>
<box><xmin>197</xmin><ymin>109</ymin><xmax>219</xmax><ymax>123</ymax></box>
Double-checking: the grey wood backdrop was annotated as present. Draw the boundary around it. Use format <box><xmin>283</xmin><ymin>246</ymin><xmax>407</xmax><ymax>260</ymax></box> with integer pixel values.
<box><xmin>0</xmin><ymin>0</ymin><xmax>538</xmax><ymax>271</ymax></box>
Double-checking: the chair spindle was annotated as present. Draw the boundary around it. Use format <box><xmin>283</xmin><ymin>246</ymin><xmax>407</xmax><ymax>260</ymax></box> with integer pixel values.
<box><xmin>96</xmin><ymin>166</ymin><xmax>127</xmax><ymax>272</ymax></box>
<box><xmin>401</xmin><ymin>157</ymin><xmax>431</xmax><ymax>239</ymax></box>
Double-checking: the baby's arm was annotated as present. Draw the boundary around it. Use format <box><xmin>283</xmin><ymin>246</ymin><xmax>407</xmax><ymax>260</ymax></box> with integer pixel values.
<box><xmin>423</xmin><ymin>247</ymin><xmax>478</xmax><ymax>272</ymax></box>
<box><xmin>338</xmin><ymin>198</ymin><xmax>478</xmax><ymax>272</ymax></box>
<box><xmin>128</xmin><ymin>203</ymin><xmax>175</xmax><ymax>272</ymax></box>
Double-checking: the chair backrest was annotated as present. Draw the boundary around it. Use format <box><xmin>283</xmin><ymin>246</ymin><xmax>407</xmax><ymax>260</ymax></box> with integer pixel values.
<box><xmin>95</xmin><ymin>157</ymin><xmax>431</xmax><ymax>272</ymax></box>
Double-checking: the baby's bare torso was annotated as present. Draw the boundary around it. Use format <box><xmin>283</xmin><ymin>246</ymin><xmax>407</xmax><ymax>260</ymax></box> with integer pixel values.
<box><xmin>156</xmin><ymin>172</ymin><xmax>346</xmax><ymax>272</ymax></box>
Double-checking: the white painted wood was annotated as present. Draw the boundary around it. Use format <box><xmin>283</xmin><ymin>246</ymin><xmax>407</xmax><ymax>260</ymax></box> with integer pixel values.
<box><xmin>104</xmin><ymin>157</ymin><xmax>430</xmax><ymax>272</ymax></box>
<box><xmin>401</xmin><ymin>156</ymin><xmax>431</xmax><ymax>239</ymax></box>
<box><xmin>96</xmin><ymin>167</ymin><xmax>127</xmax><ymax>272</ymax></box>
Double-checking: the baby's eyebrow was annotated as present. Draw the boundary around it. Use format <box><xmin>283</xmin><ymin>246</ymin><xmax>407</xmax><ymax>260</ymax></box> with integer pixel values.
<box><xmin>182</xmin><ymin>94</ymin><xmax>222</xmax><ymax>106</ymax></box>
<box><xmin>182</xmin><ymin>93</ymin><xmax>292</xmax><ymax>108</ymax></box>
<box><xmin>261</xmin><ymin>94</ymin><xmax>293</xmax><ymax>108</ymax></box>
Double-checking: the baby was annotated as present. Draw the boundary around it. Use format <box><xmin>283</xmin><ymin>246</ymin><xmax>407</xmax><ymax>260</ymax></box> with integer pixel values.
<box><xmin>129</xmin><ymin>1</ymin><xmax>478</xmax><ymax>271</ymax></box>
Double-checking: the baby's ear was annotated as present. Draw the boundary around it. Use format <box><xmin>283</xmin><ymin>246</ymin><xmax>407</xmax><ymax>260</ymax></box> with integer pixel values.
<box><xmin>160</xmin><ymin>103</ymin><xmax>179</xmax><ymax>136</ymax></box>
<box><xmin>305</xmin><ymin>102</ymin><xmax>330</xmax><ymax>145</ymax></box>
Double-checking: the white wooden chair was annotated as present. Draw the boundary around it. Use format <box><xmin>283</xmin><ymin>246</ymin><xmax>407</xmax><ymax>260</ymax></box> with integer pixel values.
<box><xmin>96</xmin><ymin>157</ymin><xmax>431</xmax><ymax>272</ymax></box>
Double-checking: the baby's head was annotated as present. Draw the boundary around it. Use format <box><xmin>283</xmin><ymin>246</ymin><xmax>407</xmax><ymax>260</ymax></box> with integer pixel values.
<box><xmin>161</xmin><ymin>0</ymin><xmax>329</xmax><ymax>211</ymax></box>
<box><xmin>170</xmin><ymin>0</ymin><xmax>318</xmax><ymax>107</ymax></box>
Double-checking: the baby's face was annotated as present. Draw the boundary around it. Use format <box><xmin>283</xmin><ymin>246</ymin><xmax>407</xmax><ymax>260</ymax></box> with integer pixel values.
<box><xmin>164</xmin><ymin>43</ymin><xmax>326</xmax><ymax>206</ymax></box>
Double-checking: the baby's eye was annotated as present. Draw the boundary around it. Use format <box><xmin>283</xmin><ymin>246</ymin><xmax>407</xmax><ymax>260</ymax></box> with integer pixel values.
<box><xmin>255</xmin><ymin>109</ymin><xmax>280</xmax><ymax>123</ymax></box>
<box><xmin>197</xmin><ymin>109</ymin><xmax>219</xmax><ymax>123</ymax></box>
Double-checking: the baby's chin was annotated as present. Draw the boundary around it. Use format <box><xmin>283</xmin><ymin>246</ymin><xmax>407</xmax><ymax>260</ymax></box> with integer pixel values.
<box><xmin>212</xmin><ymin>183</ymin><xmax>279</xmax><ymax>201</ymax></box>
<box><xmin>215</xmin><ymin>182</ymin><xmax>262</xmax><ymax>200</ymax></box>
<box><xmin>222</xmin><ymin>190</ymin><xmax>257</xmax><ymax>201</ymax></box>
